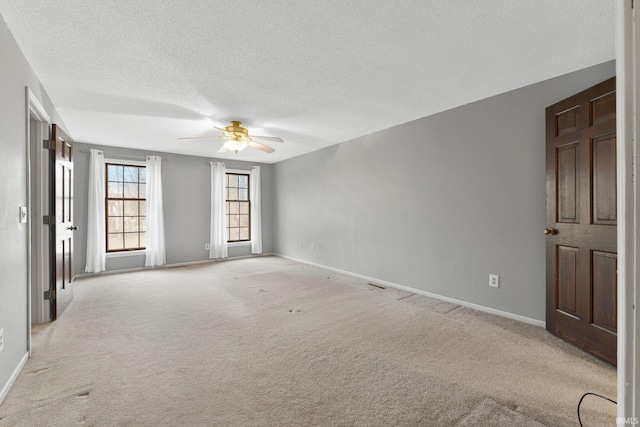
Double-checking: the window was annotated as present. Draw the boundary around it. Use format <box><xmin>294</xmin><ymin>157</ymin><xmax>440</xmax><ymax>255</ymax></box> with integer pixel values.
<box><xmin>226</xmin><ymin>172</ymin><xmax>250</xmax><ymax>242</ymax></box>
<box><xmin>106</xmin><ymin>163</ymin><xmax>147</xmax><ymax>252</ymax></box>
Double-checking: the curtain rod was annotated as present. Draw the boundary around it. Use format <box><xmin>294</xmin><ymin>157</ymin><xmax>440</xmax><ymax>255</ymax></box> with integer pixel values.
<box><xmin>78</xmin><ymin>149</ymin><xmax>168</xmax><ymax>161</ymax></box>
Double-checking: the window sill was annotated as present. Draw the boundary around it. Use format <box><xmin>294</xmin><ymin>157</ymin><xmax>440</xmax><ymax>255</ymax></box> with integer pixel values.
<box><xmin>106</xmin><ymin>250</ymin><xmax>146</xmax><ymax>258</ymax></box>
<box><xmin>227</xmin><ymin>241</ymin><xmax>251</xmax><ymax>248</ymax></box>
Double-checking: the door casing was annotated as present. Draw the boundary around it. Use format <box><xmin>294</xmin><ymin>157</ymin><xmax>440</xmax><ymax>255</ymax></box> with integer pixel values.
<box><xmin>26</xmin><ymin>87</ymin><xmax>51</xmax><ymax>333</ymax></box>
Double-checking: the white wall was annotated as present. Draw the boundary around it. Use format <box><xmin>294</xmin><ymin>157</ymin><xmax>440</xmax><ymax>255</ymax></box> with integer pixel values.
<box><xmin>273</xmin><ymin>60</ymin><xmax>616</xmax><ymax>322</ymax></box>
<box><xmin>0</xmin><ymin>17</ymin><xmax>66</xmax><ymax>398</ymax></box>
<box><xmin>73</xmin><ymin>143</ymin><xmax>274</xmax><ymax>273</ymax></box>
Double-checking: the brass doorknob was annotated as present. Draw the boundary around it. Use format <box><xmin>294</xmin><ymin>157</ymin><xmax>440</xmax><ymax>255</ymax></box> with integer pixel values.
<box><xmin>67</xmin><ymin>226</ymin><xmax>78</xmax><ymax>231</ymax></box>
<box><xmin>543</xmin><ymin>228</ymin><xmax>557</xmax><ymax>235</ymax></box>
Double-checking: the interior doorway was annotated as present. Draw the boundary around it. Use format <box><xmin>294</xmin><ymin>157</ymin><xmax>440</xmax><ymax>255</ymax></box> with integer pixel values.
<box><xmin>26</xmin><ymin>88</ymin><xmax>51</xmax><ymax>327</ymax></box>
<box><xmin>545</xmin><ymin>77</ymin><xmax>617</xmax><ymax>365</ymax></box>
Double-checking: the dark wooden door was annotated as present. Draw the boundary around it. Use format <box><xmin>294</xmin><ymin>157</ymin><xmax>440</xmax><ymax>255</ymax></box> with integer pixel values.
<box><xmin>49</xmin><ymin>124</ymin><xmax>75</xmax><ymax>320</ymax></box>
<box><xmin>545</xmin><ymin>77</ymin><xmax>617</xmax><ymax>365</ymax></box>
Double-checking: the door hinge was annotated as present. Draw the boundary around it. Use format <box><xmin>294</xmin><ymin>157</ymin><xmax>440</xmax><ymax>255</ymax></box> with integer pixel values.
<box><xmin>44</xmin><ymin>289</ymin><xmax>56</xmax><ymax>300</ymax></box>
<box><xmin>43</xmin><ymin>139</ymin><xmax>55</xmax><ymax>150</ymax></box>
<box><xmin>43</xmin><ymin>215</ymin><xmax>56</xmax><ymax>224</ymax></box>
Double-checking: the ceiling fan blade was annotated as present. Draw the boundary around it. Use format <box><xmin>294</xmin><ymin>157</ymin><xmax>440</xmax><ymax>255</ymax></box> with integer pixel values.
<box><xmin>249</xmin><ymin>140</ymin><xmax>275</xmax><ymax>153</ymax></box>
<box><xmin>178</xmin><ymin>135</ymin><xmax>224</xmax><ymax>140</ymax></box>
<box><xmin>213</xmin><ymin>126</ymin><xmax>226</xmax><ymax>132</ymax></box>
<box><xmin>251</xmin><ymin>135</ymin><xmax>284</xmax><ymax>143</ymax></box>
<box><xmin>217</xmin><ymin>145</ymin><xmax>230</xmax><ymax>153</ymax></box>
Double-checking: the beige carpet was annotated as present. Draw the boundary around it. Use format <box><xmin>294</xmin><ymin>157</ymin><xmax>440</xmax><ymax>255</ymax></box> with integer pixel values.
<box><xmin>0</xmin><ymin>256</ymin><xmax>616</xmax><ymax>426</ymax></box>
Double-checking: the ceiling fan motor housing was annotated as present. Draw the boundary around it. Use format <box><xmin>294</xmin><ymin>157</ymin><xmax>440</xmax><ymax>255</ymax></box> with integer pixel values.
<box><xmin>226</xmin><ymin>121</ymin><xmax>249</xmax><ymax>139</ymax></box>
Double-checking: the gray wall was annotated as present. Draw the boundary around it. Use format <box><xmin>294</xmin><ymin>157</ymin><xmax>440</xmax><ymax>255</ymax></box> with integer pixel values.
<box><xmin>273</xmin><ymin>60</ymin><xmax>616</xmax><ymax>322</ymax></box>
<box><xmin>0</xmin><ymin>15</ymin><xmax>616</xmax><ymax>403</ymax></box>
<box><xmin>0</xmin><ymin>17</ymin><xmax>67</xmax><ymax>396</ymax></box>
<box><xmin>73</xmin><ymin>143</ymin><xmax>274</xmax><ymax>273</ymax></box>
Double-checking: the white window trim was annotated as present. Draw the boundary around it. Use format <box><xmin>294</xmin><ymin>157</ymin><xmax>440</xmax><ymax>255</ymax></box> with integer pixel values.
<box><xmin>226</xmin><ymin>168</ymin><xmax>251</xmax><ymax>175</ymax></box>
<box><xmin>227</xmin><ymin>241</ymin><xmax>251</xmax><ymax>247</ymax></box>
<box><xmin>104</xmin><ymin>158</ymin><xmax>147</xmax><ymax>257</ymax></box>
<box><xmin>226</xmin><ymin>168</ymin><xmax>253</xmax><ymax>245</ymax></box>
<box><xmin>106</xmin><ymin>250</ymin><xmax>146</xmax><ymax>258</ymax></box>
<box><xmin>104</xmin><ymin>158</ymin><xmax>146</xmax><ymax>167</ymax></box>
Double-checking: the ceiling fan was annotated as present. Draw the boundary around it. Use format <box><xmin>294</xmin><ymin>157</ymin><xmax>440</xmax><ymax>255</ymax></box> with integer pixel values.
<box><xmin>179</xmin><ymin>121</ymin><xmax>284</xmax><ymax>154</ymax></box>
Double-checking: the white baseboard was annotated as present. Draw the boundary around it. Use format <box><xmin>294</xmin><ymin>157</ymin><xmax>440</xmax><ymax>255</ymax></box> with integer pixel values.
<box><xmin>74</xmin><ymin>253</ymin><xmax>276</xmax><ymax>279</ymax></box>
<box><xmin>74</xmin><ymin>252</ymin><xmax>545</xmax><ymax>328</ymax></box>
<box><xmin>164</xmin><ymin>253</ymin><xmax>275</xmax><ymax>269</ymax></box>
<box><xmin>275</xmin><ymin>254</ymin><xmax>546</xmax><ymax>328</ymax></box>
<box><xmin>0</xmin><ymin>351</ymin><xmax>29</xmax><ymax>406</ymax></box>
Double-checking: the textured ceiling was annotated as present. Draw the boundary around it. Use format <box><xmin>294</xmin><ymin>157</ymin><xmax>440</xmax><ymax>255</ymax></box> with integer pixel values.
<box><xmin>0</xmin><ymin>1</ymin><xmax>615</xmax><ymax>163</ymax></box>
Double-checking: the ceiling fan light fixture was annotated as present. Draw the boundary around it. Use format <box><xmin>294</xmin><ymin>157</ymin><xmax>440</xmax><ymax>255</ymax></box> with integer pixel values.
<box><xmin>181</xmin><ymin>120</ymin><xmax>281</xmax><ymax>154</ymax></box>
<box><xmin>224</xmin><ymin>139</ymin><xmax>249</xmax><ymax>153</ymax></box>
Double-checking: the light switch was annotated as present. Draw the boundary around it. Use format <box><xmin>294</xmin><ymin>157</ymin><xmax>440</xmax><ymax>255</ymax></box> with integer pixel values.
<box><xmin>19</xmin><ymin>206</ymin><xmax>28</xmax><ymax>224</ymax></box>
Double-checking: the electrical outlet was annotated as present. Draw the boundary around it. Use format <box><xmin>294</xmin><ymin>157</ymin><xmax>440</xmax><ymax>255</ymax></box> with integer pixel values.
<box><xmin>489</xmin><ymin>274</ymin><xmax>500</xmax><ymax>288</ymax></box>
<box><xmin>0</xmin><ymin>328</ymin><xmax>4</xmax><ymax>353</ymax></box>
<box><xmin>311</xmin><ymin>244</ymin><xmax>315</xmax><ymax>252</ymax></box>
<box><xmin>205</xmin><ymin>243</ymin><xmax>210</xmax><ymax>250</ymax></box>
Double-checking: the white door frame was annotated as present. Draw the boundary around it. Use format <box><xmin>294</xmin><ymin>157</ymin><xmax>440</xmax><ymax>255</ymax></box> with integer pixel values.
<box><xmin>617</xmin><ymin>0</ymin><xmax>639</xmax><ymax>422</ymax></box>
<box><xmin>26</xmin><ymin>87</ymin><xmax>51</xmax><ymax>336</ymax></box>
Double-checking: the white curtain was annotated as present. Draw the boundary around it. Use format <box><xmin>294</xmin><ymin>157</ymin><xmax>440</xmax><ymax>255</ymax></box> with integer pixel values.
<box><xmin>210</xmin><ymin>161</ymin><xmax>228</xmax><ymax>259</ymax></box>
<box><xmin>85</xmin><ymin>149</ymin><xmax>106</xmax><ymax>272</ymax></box>
<box><xmin>145</xmin><ymin>156</ymin><xmax>166</xmax><ymax>267</ymax></box>
<box><xmin>250</xmin><ymin>166</ymin><xmax>262</xmax><ymax>254</ymax></box>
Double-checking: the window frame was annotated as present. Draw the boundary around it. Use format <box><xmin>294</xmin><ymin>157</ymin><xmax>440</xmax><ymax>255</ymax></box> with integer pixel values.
<box><xmin>225</xmin><ymin>169</ymin><xmax>251</xmax><ymax>244</ymax></box>
<box><xmin>104</xmin><ymin>159</ymin><xmax>147</xmax><ymax>253</ymax></box>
